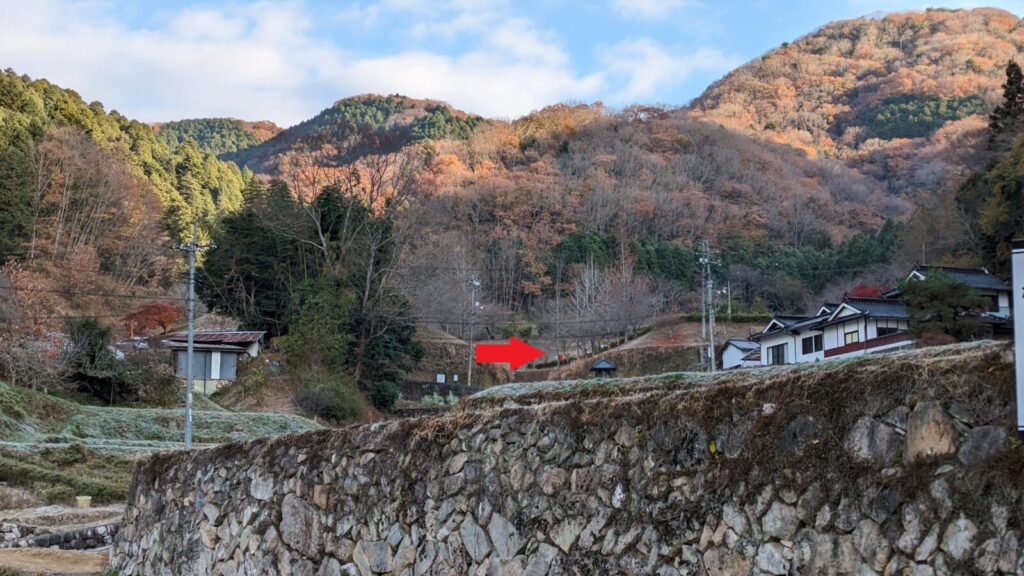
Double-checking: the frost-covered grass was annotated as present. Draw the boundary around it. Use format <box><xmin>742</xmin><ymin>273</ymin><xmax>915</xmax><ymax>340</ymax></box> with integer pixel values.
<box><xmin>0</xmin><ymin>380</ymin><xmax>322</xmax><ymax>505</ymax></box>
<box><xmin>0</xmin><ymin>380</ymin><xmax>320</xmax><ymax>446</ymax></box>
<box><xmin>468</xmin><ymin>341</ymin><xmax>1007</xmax><ymax>407</ymax></box>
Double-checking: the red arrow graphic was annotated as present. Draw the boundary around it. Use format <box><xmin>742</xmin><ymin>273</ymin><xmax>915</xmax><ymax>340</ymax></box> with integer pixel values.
<box><xmin>475</xmin><ymin>337</ymin><xmax>545</xmax><ymax>370</ymax></box>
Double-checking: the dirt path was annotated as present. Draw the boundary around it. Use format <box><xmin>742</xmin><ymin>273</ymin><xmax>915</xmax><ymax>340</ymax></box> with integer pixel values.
<box><xmin>1</xmin><ymin>505</ymin><xmax>123</xmax><ymax>530</ymax></box>
<box><xmin>0</xmin><ymin>548</ymin><xmax>107</xmax><ymax>575</ymax></box>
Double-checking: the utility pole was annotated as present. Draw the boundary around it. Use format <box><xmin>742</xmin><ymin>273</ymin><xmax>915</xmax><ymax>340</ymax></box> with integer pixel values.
<box><xmin>727</xmin><ymin>280</ymin><xmax>732</xmax><ymax>322</ymax></box>
<box><xmin>179</xmin><ymin>221</ymin><xmax>211</xmax><ymax>449</ymax></box>
<box><xmin>700</xmin><ymin>240</ymin><xmax>717</xmax><ymax>373</ymax></box>
<box><xmin>700</xmin><ymin>239</ymin><xmax>707</xmax><ymax>341</ymax></box>
<box><xmin>708</xmin><ymin>245</ymin><xmax>716</xmax><ymax>374</ymax></box>
<box><xmin>466</xmin><ymin>276</ymin><xmax>480</xmax><ymax>388</ymax></box>
<box><xmin>1012</xmin><ymin>239</ymin><xmax>1023</xmax><ymax>437</ymax></box>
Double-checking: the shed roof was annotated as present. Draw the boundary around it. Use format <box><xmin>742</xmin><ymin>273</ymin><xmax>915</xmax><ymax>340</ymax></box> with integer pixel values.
<box><xmin>590</xmin><ymin>358</ymin><xmax>617</xmax><ymax>371</ymax></box>
<box><xmin>165</xmin><ymin>331</ymin><xmax>266</xmax><ymax>345</ymax></box>
<box><xmin>163</xmin><ymin>341</ymin><xmax>250</xmax><ymax>352</ymax></box>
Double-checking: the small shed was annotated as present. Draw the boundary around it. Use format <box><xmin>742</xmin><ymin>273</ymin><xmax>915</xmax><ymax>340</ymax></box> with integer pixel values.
<box><xmin>163</xmin><ymin>331</ymin><xmax>266</xmax><ymax>394</ymax></box>
<box><xmin>590</xmin><ymin>358</ymin><xmax>617</xmax><ymax>377</ymax></box>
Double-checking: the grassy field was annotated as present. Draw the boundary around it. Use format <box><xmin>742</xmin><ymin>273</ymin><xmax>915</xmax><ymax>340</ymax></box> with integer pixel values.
<box><xmin>0</xmin><ymin>381</ymin><xmax>321</xmax><ymax>504</ymax></box>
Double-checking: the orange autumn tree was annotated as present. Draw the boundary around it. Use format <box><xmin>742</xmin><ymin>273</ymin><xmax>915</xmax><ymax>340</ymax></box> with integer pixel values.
<box><xmin>848</xmin><ymin>283</ymin><xmax>888</xmax><ymax>298</ymax></box>
<box><xmin>123</xmin><ymin>301</ymin><xmax>183</xmax><ymax>335</ymax></box>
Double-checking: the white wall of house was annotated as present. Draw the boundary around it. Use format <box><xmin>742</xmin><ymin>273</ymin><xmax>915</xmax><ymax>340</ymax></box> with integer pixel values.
<box><xmin>759</xmin><ymin>333</ymin><xmax>797</xmax><ymax>366</ymax></box>
<box><xmin>794</xmin><ymin>331</ymin><xmax>825</xmax><ymax>363</ymax></box>
<box><xmin>866</xmin><ymin>318</ymin><xmax>908</xmax><ymax>339</ymax></box>
<box><xmin>245</xmin><ymin>342</ymin><xmax>261</xmax><ymax>357</ymax></box>
<box><xmin>998</xmin><ymin>291</ymin><xmax>1011</xmax><ymax>316</ymax></box>
<box><xmin>823</xmin><ymin>319</ymin><xmax>866</xmax><ymax>351</ymax></box>
<box><xmin>822</xmin><ymin>317</ymin><xmax>911</xmax><ymax>360</ymax></box>
<box><xmin>210</xmin><ymin>351</ymin><xmax>222</xmax><ymax>380</ymax></box>
<box><xmin>722</xmin><ymin>345</ymin><xmax>759</xmax><ymax>369</ymax></box>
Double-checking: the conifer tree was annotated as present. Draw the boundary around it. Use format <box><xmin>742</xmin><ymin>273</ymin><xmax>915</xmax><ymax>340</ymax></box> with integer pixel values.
<box><xmin>988</xmin><ymin>61</ymin><xmax>1024</xmax><ymax>149</ymax></box>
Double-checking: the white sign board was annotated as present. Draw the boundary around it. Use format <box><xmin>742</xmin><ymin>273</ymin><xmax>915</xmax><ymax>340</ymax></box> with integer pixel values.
<box><xmin>1014</xmin><ymin>239</ymin><xmax>1024</xmax><ymax>437</ymax></box>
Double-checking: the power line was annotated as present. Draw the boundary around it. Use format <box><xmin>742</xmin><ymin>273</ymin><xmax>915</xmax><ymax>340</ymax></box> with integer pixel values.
<box><xmin>0</xmin><ymin>284</ymin><xmax>184</xmax><ymax>302</ymax></box>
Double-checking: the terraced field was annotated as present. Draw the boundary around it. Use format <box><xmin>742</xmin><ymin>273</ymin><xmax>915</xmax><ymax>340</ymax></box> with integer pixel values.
<box><xmin>0</xmin><ymin>381</ymin><xmax>321</xmax><ymax>504</ymax></box>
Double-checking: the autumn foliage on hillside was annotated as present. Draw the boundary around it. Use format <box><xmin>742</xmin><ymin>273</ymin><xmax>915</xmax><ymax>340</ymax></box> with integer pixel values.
<box><xmin>693</xmin><ymin>8</ymin><xmax>1024</xmax><ymax>199</ymax></box>
<box><xmin>0</xmin><ymin>69</ymin><xmax>247</xmax><ymax>388</ymax></box>
<box><xmin>4</xmin><ymin>8</ymin><xmax>1023</xmax><ymax>397</ymax></box>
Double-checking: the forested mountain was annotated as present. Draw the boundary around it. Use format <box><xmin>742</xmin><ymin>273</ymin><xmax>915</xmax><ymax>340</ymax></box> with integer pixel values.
<box><xmin>153</xmin><ymin>118</ymin><xmax>281</xmax><ymax>156</ymax></box>
<box><xmin>225</xmin><ymin>95</ymin><xmax>483</xmax><ymax>174</ymax></box>
<box><xmin>3</xmin><ymin>7</ymin><xmax>1024</xmax><ymax>417</ymax></box>
<box><xmin>692</xmin><ymin>8</ymin><xmax>1023</xmax><ymax>197</ymax></box>
<box><xmin>0</xmin><ymin>68</ymin><xmax>249</xmax><ymax>329</ymax></box>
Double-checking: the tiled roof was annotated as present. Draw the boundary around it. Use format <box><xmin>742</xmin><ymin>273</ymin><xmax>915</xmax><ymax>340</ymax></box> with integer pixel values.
<box><xmin>725</xmin><ymin>339</ymin><xmax>759</xmax><ymax>351</ymax></box>
<box><xmin>841</xmin><ymin>298</ymin><xmax>910</xmax><ymax>319</ymax></box>
<box><xmin>913</xmin><ymin>265</ymin><xmax>1010</xmax><ymax>291</ymax></box>
<box><xmin>773</xmin><ymin>315</ymin><xmax>808</xmax><ymax>327</ymax></box>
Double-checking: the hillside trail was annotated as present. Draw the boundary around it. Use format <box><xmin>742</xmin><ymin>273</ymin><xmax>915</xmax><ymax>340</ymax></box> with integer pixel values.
<box><xmin>511</xmin><ymin>368</ymin><xmax>553</xmax><ymax>383</ymax></box>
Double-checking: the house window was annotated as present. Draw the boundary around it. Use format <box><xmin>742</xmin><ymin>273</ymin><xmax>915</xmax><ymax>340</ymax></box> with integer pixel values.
<box><xmin>801</xmin><ymin>334</ymin><xmax>823</xmax><ymax>355</ymax></box>
<box><xmin>844</xmin><ymin>330</ymin><xmax>860</xmax><ymax>345</ymax></box>
<box><xmin>876</xmin><ymin>319</ymin><xmax>901</xmax><ymax>337</ymax></box>
<box><xmin>767</xmin><ymin>343</ymin><xmax>787</xmax><ymax>365</ymax></box>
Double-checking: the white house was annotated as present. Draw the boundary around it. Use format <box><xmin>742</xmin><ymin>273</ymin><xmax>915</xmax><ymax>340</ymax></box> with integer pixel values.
<box><xmin>719</xmin><ymin>339</ymin><xmax>761</xmax><ymax>369</ymax></box>
<box><xmin>163</xmin><ymin>331</ymin><xmax>266</xmax><ymax>394</ymax></box>
<box><xmin>752</xmin><ymin>298</ymin><xmax>912</xmax><ymax>366</ymax></box>
<box><xmin>753</xmin><ymin>312</ymin><xmax>830</xmax><ymax>366</ymax></box>
<box><xmin>816</xmin><ymin>298</ymin><xmax>913</xmax><ymax>359</ymax></box>
<box><xmin>749</xmin><ymin>264</ymin><xmax>1014</xmax><ymax>367</ymax></box>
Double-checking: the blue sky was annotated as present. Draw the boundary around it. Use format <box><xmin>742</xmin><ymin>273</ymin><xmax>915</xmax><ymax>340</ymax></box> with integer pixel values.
<box><xmin>1</xmin><ymin>0</ymin><xmax>1021</xmax><ymax>125</ymax></box>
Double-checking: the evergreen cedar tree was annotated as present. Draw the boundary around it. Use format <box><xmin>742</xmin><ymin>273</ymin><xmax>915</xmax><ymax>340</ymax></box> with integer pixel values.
<box><xmin>897</xmin><ymin>270</ymin><xmax>988</xmax><ymax>341</ymax></box>
<box><xmin>956</xmin><ymin>60</ymin><xmax>1024</xmax><ymax>277</ymax></box>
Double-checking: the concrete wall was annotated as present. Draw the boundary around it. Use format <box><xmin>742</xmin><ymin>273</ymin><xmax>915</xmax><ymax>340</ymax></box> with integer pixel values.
<box><xmin>111</xmin><ymin>343</ymin><xmax>1024</xmax><ymax>576</ymax></box>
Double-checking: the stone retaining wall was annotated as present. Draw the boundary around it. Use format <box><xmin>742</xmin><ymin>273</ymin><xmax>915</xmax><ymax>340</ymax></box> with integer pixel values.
<box><xmin>0</xmin><ymin>522</ymin><xmax>46</xmax><ymax>547</ymax></box>
<box><xmin>1</xmin><ymin>522</ymin><xmax>119</xmax><ymax>550</ymax></box>
<box><xmin>111</xmin><ymin>343</ymin><xmax>1024</xmax><ymax>575</ymax></box>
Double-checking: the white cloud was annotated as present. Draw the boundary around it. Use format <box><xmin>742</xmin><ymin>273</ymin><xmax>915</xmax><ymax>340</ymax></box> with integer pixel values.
<box><xmin>0</xmin><ymin>0</ymin><xmax>610</xmax><ymax>125</ymax></box>
<box><xmin>610</xmin><ymin>0</ymin><xmax>691</xmax><ymax>19</ymax></box>
<box><xmin>601</xmin><ymin>38</ymin><xmax>737</xmax><ymax>103</ymax></box>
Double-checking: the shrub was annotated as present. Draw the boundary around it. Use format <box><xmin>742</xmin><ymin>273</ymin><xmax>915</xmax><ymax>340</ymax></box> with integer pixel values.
<box><xmin>121</xmin><ymin>355</ymin><xmax>179</xmax><ymax>407</ymax></box>
<box><xmin>237</xmin><ymin>361</ymin><xmax>270</xmax><ymax>399</ymax></box>
<box><xmin>368</xmin><ymin>381</ymin><xmax>399</xmax><ymax>411</ymax></box>
<box><xmin>498</xmin><ymin>322</ymin><xmax>535</xmax><ymax>339</ymax></box>
<box><xmin>296</xmin><ymin>376</ymin><xmax>365</xmax><ymax>423</ymax></box>
<box><xmin>0</xmin><ymin>484</ymin><xmax>43</xmax><ymax>509</ymax></box>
